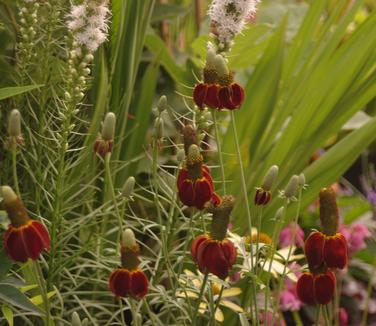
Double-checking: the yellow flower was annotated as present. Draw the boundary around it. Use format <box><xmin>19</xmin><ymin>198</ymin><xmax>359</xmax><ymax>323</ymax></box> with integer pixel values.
<box><xmin>177</xmin><ymin>270</ymin><xmax>243</xmax><ymax>323</ymax></box>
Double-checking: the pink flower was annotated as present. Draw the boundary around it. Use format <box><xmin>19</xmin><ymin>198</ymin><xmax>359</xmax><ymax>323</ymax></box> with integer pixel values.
<box><xmin>338</xmin><ymin>308</ymin><xmax>348</xmax><ymax>326</ymax></box>
<box><xmin>280</xmin><ymin>289</ymin><xmax>302</xmax><ymax>311</ymax></box>
<box><xmin>339</xmin><ymin>223</ymin><xmax>371</xmax><ymax>254</ymax></box>
<box><xmin>279</xmin><ymin>223</ymin><xmax>304</xmax><ymax>248</ymax></box>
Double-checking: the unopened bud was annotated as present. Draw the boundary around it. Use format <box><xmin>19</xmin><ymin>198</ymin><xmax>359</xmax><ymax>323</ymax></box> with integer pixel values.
<box><xmin>121</xmin><ymin>228</ymin><xmax>137</xmax><ymax>248</ymax></box>
<box><xmin>8</xmin><ymin>109</ymin><xmax>22</xmax><ymax>137</ymax></box>
<box><xmin>154</xmin><ymin>117</ymin><xmax>164</xmax><ymax>139</ymax></box>
<box><xmin>122</xmin><ymin>176</ymin><xmax>135</xmax><ymax>198</ymax></box>
<box><xmin>71</xmin><ymin>312</ymin><xmax>82</xmax><ymax>326</ymax></box>
<box><xmin>213</xmin><ymin>54</ymin><xmax>229</xmax><ymax>76</ymax></box>
<box><xmin>157</xmin><ymin>95</ymin><xmax>168</xmax><ymax>113</ymax></box>
<box><xmin>262</xmin><ymin>165</ymin><xmax>279</xmax><ymax>191</ymax></box>
<box><xmin>176</xmin><ymin>148</ymin><xmax>185</xmax><ymax>163</ymax></box>
<box><xmin>101</xmin><ymin>112</ymin><xmax>116</xmax><ymax>141</ymax></box>
<box><xmin>284</xmin><ymin>175</ymin><xmax>299</xmax><ymax>199</ymax></box>
<box><xmin>205</xmin><ymin>47</ymin><xmax>216</xmax><ymax>69</ymax></box>
<box><xmin>275</xmin><ymin>206</ymin><xmax>285</xmax><ymax>220</ymax></box>
<box><xmin>298</xmin><ymin>173</ymin><xmax>306</xmax><ymax>187</ymax></box>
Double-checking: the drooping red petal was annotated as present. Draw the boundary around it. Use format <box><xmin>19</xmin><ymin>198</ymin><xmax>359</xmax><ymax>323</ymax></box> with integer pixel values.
<box><xmin>323</xmin><ymin>233</ymin><xmax>348</xmax><ymax>269</ymax></box>
<box><xmin>177</xmin><ymin>168</ymin><xmax>189</xmax><ymax>188</ymax></box>
<box><xmin>29</xmin><ymin>221</ymin><xmax>50</xmax><ymax>251</ymax></box>
<box><xmin>130</xmin><ymin>270</ymin><xmax>149</xmax><ymax>299</ymax></box>
<box><xmin>197</xmin><ymin>240</ymin><xmax>229</xmax><ymax>280</ymax></box>
<box><xmin>109</xmin><ymin>269</ymin><xmax>131</xmax><ymax>297</ymax></box>
<box><xmin>220</xmin><ymin>240</ymin><xmax>237</xmax><ymax>266</ymax></box>
<box><xmin>211</xmin><ymin>192</ymin><xmax>222</xmax><ymax>206</ymax></box>
<box><xmin>201</xmin><ymin>165</ymin><xmax>214</xmax><ymax>189</ymax></box>
<box><xmin>296</xmin><ymin>273</ymin><xmax>315</xmax><ymax>305</ymax></box>
<box><xmin>194</xmin><ymin>178</ymin><xmax>213</xmax><ymax>209</ymax></box>
<box><xmin>304</xmin><ymin>232</ymin><xmax>325</xmax><ymax>269</ymax></box>
<box><xmin>254</xmin><ymin>189</ymin><xmax>271</xmax><ymax>206</ymax></box>
<box><xmin>314</xmin><ymin>271</ymin><xmax>336</xmax><ymax>305</ymax></box>
<box><xmin>22</xmin><ymin>224</ymin><xmax>44</xmax><ymax>260</ymax></box>
<box><xmin>205</xmin><ymin>84</ymin><xmax>221</xmax><ymax>109</ymax></box>
<box><xmin>191</xmin><ymin>235</ymin><xmax>209</xmax><ymax>262</ymax></box>
<box><xmin>178</xmin><ymin>179</ymin><xmax>195</xmax><ymax>207</ymax></box>
<box><xmin>218</xmin><ymin>86</ymin><xmax>234</xmax><ymax>110</ymax></box>
<box><xmin>4</xmin><ymin>226</ymin><xmax>28</xmax><ymax>262</ymax></box>
<box><xmin>230</xmin><ymin>83</ymin><xmax>245</xmax><ymax>108</ymax></box>
<box><xmin>193</xmin><ymin>83</ymin><xmax>208</xmax><ymax>109</ymax></box>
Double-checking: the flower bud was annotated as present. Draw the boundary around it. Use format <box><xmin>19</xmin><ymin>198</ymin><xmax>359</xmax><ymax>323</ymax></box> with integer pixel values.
<box><xmin>121</xmin><ymin>228</ymin><xmax>137</xmax><ymax>248</ymax></box>
<box><xmin>122</xmin><ymin>176</ymin><xmax>135</xmax><ymax>198</ymax></box>
<box><xmin>298</xmin><ymin>173</ymin><xmax>306</xmax><ymax>188</ymax></box>
<box><xmin>182</xmin><ymin>124</ymin><xmax>198</xmax><ymax>155</ymax></box>
<box><xmin>157</xmin><ymin>95</ymin><xmax>168</xmax><ymax>113</ymax></box>
<box><xmin>205</xmin><ymin>47</ymin><xmax>216</xmax><ymax>69</ymax></box>
<box><xmin>262</xmin><ymin>165</ymin><xmax>279</xmax><ymax>191</ymax></box>
<box><xmin>71</xmin><ymin>312</ymin><xmax>82</xmax><ymax>326</ymax></box>
<box><xmin>101</xmin><ymin>112</ymin><xmax>116</xmax><ymax>141</ymax></box>
<box><xmin>154</xmin><ymin>117</ymin><xmax>164</xmax><ymax>139</ymax></box>
<box><xmin>213</xmin><ymin>54</ymin><xmax>229</xmax><ymax>76</ymax></box>
<box><xmin>176</xmin><ymin>148</ymin><xmax>185</xmax><ymax>163</ymax></box>
<box><xmin>8</xmin><ymin>109</ymin><xmax>22</xmax><ymax>137</ymax></box>
<box><xmin>284</xmin><ymin>175</ymin><xmax>299</xmax><ymax>199</ymax></box>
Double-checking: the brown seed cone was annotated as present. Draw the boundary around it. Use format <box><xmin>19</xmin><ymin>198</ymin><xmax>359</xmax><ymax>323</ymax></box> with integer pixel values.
<box><xmin>319</xmin><ymin>187</ymin><xmax>339</xmax><ymax>236</ymax></box>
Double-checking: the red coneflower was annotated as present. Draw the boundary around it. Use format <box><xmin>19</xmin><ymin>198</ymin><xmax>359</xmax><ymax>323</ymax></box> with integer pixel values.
<box><xmin>109</xmin><ymin>229</ymin><xmax>148</xmax><ymax>299</ymax></box>
<box><xmin>2</xmin><ymin>186</ymin><xmax>50</xmax><ymax>263</ymax></box>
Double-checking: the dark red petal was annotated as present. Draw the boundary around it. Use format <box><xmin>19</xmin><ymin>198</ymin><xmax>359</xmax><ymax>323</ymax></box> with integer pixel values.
<box><xmin>22</xmin><ymin>224</ymin><xmax>44</xmax><ymax>260</ymax></box>
<box><xmin>254</xmin><ymin>189</ymin><xmax>271</xmax><ymax>206</ymax></box>
<box><xmin>205</xmin><ymin>84</ymin><xmax>221</xmax><ymax>109</ymax></box>
<box><xmin>178</xmin><ymin>179</ymin><xmax>195</xmax><ymax>207</ymax></box>
<box><xmin>221</xmin><ymin>240</ymin><xmax>237</xmax><ymax>266</ymax></box>
<box><xmin>30</xmin><ymin>221</ymin><xmax>50</xmax><ymax>251</ymax></box>
<box><xmin>304</xmin><ymin>232</ymin><xmax>325</xmax><ymax>269</ymax></box>
<box><xmin>323</xmin><ymin>233</ymin><xmax>348</xmax><ymax>269</ymax></box>
<box><xmin>130</xmin><ymin>270</ymin><xmax>149</xmax><ymax>299</ymax></box>
<box><xmin>314</xmin><ymin>271</ymin><xmax>336</xmax><ymax>305</ymax></box>
<box><xmin>296</xmin><ymin>273</ymin><xmax>315</xmax><ymax>305</ymax></box>
<box><xmin>218</xmin><ymin>86</ymin><xmax>235</xmax><ymax>110</ymax></box>
<box><xmin>193</xmin><ymin>178</ymin><xmax>213</xmax><ymax>209</ymax></box>
<box><xmin>109</xmin><ymin>269</ymin><xmax>131</xmax><ymax>297</ymax></box>
<box><xmin>201</xmin><ymin>165</ymin><xmax>214</xmax><ymax>189</ymax></box>
<box><xmin>193</xmin><ymin>83</ymin><xmax>208</xmax><ymax>108</ymax></box>
<box><xmin>191</xmin><ymin>235</ymin><xmax>209</xmax><ymax>262</ymax></box>
<box><xmin>3</xmin><ymin>226</ymin><xmax>29</xmax><ymax>262</ymax></box>
<box><xmin>198</xmin><ymin>240</ymin><xmax>229</xmax><ymax>280</ymax></box>
<box><xmin>211</xmin><ymin>193</ymin><xmax>222</xmax><ymax>206</ymax></box>
<box><xmin>230</xmin><ymin>83</ymin><xmax>245</xmax><ymax>108</ymax></box>
<box><xmin>177</xmin><ymin>168</ymin><xmax>189</xmax><ymax>188</ymax></box>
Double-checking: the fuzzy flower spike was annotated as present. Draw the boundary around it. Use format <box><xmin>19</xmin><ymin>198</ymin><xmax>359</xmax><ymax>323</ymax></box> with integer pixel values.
<box><xmin>208</xmin><ymin>0</ymin><xmax>259</xmax><ymax>50</ymax></box>
<box><xmin>67</xmin><ymin>0</ymin><xmax>110</xmax><ymax>53</ymax></box>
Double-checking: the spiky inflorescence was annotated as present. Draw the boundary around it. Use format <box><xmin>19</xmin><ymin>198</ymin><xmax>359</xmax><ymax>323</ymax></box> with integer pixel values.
<box><xmin>67</xmin><ymin>0</ymin><xmax>110</xmax><ymax>53</ymax></box>
<box><xmin>208</xmin><ymin>0</ymin><xmax>259</xmax><ymax>47</ymax></box>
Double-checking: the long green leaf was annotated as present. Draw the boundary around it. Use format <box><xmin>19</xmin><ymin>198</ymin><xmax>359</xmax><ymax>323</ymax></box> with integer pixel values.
<box><xmin>0</xmin><ymin>85</ymin><xmax>43</xmax><ymax>100</ymax></box>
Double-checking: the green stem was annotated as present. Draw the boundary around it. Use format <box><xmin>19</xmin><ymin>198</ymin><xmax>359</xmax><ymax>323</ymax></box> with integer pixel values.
<box><xmin>323</xmin><ymin>305</ymin><xmax>331</xmax><ymax>326</ymax></box>
<box><xmin>33</xmin><ymin>261</ymin><xmax>52</xmax><ymax>326</ymax></box>
<box><xmin>361</xmin><ymin>257</ymin><xmax>376</xmax><ymax>326</ymax></box>
<box><xmin>212</xmin><ymin>111</ymin><xmax>226</xmax><ymax>195</ymax></box>
<box><xmin>193</xmin><ymin>272</ymin><xmax>209</xmax><ymax>326</ymax></box>
<box><xmin>11</xmin><ymin>147</ymin><xmax>20</xmax><ymax>197</ymax></box>
<box><xmin>292</xmin><ymin>311</ymin><xmax>303</xmax><ymax>326</ymax></box>
<box><xmin>230</xmin><ymin>111</ymin><xmax>258</xmax><ymax>324</ymax></box>
<box><xmin>129</xmin><ymin>298</ymin><xmax>140</xmax><ymax>326</ymax></box>
<box><xmin>315</xmin><ymin>305</ymin><xmax>322</xmax><ymax>326</ymax></box>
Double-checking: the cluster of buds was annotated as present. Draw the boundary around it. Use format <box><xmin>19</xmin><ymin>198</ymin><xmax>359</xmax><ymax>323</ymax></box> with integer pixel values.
<box><xmin>254</xmin><ymin>165</ymin><xmax>279</xmax><ymax>206</ymax></box>
<box><xmin>1</xmin><ymin>186</ymin><xmax>50</xmax><ymax>263</ymax></box>
<box><xmin>109</xmin><ymin>229</ymin><xmax>148</xmax><ymax>299</ymax></box>
<box><xmin>177</xmin><ymin>124</ymin><xmax>219</xmax><ymax>209</ymax></box>
<box><xmin>193</xmin><ymin>49</ymin><xmax>244</xmax><ymax>111</ymax></box>
<box><xmin>17</xmin><ymin>0</ymin><xmax>39</xmax><ymax>65</ymax></box>
<box><xmin>5</xmin><ymin>109</ymin><xmax>24</xmax><ymax>150</ymax></box>
<box><xmin>93</xmin><ymin>112</ymin><xmax>116</xmax><ymax>158</ymax></box>
<box><xmin>297</xmin><ymin>188</ymin><xmax>348</xmax><ymax>305</ymax></box>
<box><xmin>191</xmin><ymin>196</ymin><xmax>237</xmax><ymax>279</ymax></box>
